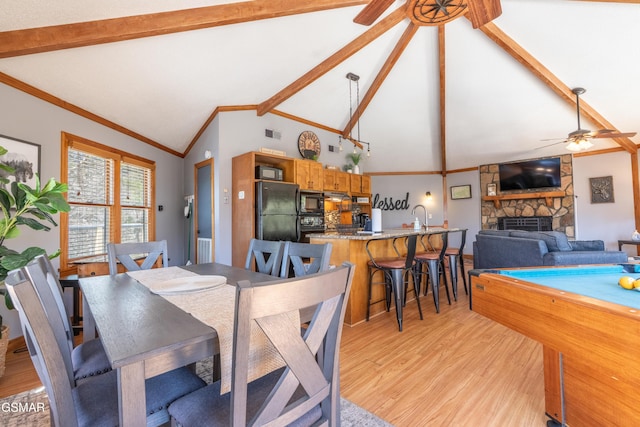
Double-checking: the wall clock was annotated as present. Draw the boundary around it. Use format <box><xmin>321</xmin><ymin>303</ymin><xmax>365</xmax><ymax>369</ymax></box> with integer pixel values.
<box><xmin>298</xmin><ymin>131</ymin><xmax>321</xmax><ymax>159</ymax></box>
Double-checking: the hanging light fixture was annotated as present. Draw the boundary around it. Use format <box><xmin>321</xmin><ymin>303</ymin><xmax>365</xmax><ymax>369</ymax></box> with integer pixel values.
<box><xmin>341</xmin><ymin>72</ymin><xmax>371</xmax><ymax>157</ymax></box>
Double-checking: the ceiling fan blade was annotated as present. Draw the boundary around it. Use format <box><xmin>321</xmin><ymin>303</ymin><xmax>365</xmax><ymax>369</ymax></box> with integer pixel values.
<box><xmin>540</xmin><ymin>137</ymin><xmax>568</xmax><ymax>142</ymax></box>
<box><xmin>354</xmin><ymin>0</ymin><xmax>395</xmax><ymax>25</ymax></box>
<box><xmin>592</xmin><ymin>130</ymin><xmax>637</xmax><ymax>139</ymax></box>
<box><xmin>467</xmin><ymin>0</ymin><xmax>502</xmax><ymax>29</ymax></box>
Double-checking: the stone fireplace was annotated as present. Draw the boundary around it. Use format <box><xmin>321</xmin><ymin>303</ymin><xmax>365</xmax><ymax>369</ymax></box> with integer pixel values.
<box><xmin>479</xmin><ymin>154</ymin><xmax>575</xmax><ymax>238</ymax></box>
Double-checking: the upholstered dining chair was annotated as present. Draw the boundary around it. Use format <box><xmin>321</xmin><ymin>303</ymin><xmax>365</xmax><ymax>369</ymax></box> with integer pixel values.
<box><xmin>365</xmin><ymin>234</ymin><xmax>422</xmax><ymax>331</ymax></box>
<box><xmin>445</xmin><ymin>229</ymin><xmax>468</xmax><ymax>299</ymax></box>
<box><xmin>22</xmin><ymin>255</ymin><xmax>111</xmax><ymax>381</ymax></box>
<box><xmin>279</xmin><ymin>241</ymin><xmax>332</xmax><ymax>278</ymax></box>
<box><xmin>244</xmin><ymin>238</ymin><xmax>284</xmax><ymax>276</ymax></box>
<box><xmin>167</xmin><ymin>263</ymin><xmax>355</xmax><ymax>427</ymax></box>
<box><xmin>4</xmin><ymin>270</ymin><xmax>206</xmax><ymax>427</ymax></box>
<box><xmin>106</xmin><ymin>239</ymin><xmax>169</xmax><ymax>275</ymax></box>
<box><xmin>414</xmin><ymin>231</ymin><xmax>451</xmax><ymax>313</ymax></box>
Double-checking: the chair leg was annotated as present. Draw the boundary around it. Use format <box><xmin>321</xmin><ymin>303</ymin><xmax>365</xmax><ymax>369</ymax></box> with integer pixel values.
<box><xmin>409</xmin><ymin>269</ymin><xmax>423</xmax><ymax>320</ymax></box>
<box><xmin>366</xmin><ymin>267</ymin><xmax>374</xmax><ymax>321</ymax></box>
<box><xmin>448</xmin><ymin>254</ymin><xmax>459</xmax><ymax>301</ymax></box>
<box><xmin>440</xmin><ymin>260</ymin><xmax>451</xmax><ymax>305</ymax></box>
<box><xmin>459</xmin><ymin>255</ymin><xmax>468</xmax><ymax>295</ymax></box>
<box><xmin>427</xmin><ymin>260</ymin><xmax>440</xmax><ymax>313</ymax></box>
<box><xmin>389</xmin><ymin>268</ymin><xmax>404</xmax><ymax>331</ymax></box>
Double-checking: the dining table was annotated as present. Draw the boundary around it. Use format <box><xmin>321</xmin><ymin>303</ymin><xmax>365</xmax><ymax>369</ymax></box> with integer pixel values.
<box><xmin>79</xmin><ymin>262</ymin><xmax>278</xmax><ymax>427</ymax></box>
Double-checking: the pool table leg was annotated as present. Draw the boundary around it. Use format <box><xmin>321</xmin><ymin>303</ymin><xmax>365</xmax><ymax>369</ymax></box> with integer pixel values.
<box><xmin>543</xmin><ymin>346</ymin><xmax>564</xmax><ymax>426</ymax></box>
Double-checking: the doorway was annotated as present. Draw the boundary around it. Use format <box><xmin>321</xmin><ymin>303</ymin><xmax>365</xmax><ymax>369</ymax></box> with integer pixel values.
<box><xmin>194</xmin><ymin>158</ymin><xmax>214</xmax><ymax>263</ymax></box>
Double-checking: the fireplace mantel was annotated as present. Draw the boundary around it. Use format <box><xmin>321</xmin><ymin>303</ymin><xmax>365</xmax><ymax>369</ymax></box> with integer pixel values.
<box><xmin>481</xmin><ymin>190</ymin><xmax>566</xmax><ymax>209</ymax></box>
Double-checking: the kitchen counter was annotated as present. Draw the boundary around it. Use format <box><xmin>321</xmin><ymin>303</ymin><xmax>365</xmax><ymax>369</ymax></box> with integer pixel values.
<box><xmin>311</xmin><ymin>227</ymin><xmax>456</xmax><ymax>325</ymax></box>
<box><xmin>307</xmin><ymin>227</ymin><xmax>452</xmax><ymax>240</ymax></box>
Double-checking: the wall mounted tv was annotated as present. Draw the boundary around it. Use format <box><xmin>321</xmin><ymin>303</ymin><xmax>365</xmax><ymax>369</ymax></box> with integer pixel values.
<box><xmin>498</xmin><ymin>157</ymin><xmax>561</xmax><ymax>191</ymax></box>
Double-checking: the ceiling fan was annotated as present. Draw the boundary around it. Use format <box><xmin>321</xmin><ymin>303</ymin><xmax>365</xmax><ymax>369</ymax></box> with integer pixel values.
<box><xmin>354</xmin><ymin>0</ymin><xmax>502</xmax><ymax>28</ymax></box>
<box><xmin>540</xmin><ymin>87</ymin><xmax>637</xmax><ymax>152</ymax></box>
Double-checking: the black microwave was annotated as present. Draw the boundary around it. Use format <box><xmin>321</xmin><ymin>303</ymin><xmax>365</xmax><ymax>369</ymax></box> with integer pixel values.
<box><xmin>255</xmin><ymin>165</ymin><xmax>283</xmax><ymax>181</ymax></box>
<box><xmin>300</xmin><ymin>193</ymin><xmax>324</xmax><ymax>214</ymax></box>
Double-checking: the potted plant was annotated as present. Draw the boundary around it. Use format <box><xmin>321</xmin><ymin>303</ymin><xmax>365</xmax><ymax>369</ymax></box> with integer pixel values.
<box><xmin>0</xmin><ymin>144</ymin><xmax>70</xmax><ymax>375</ymax></box>
<box><xmin>347</xmin><ymin>152</ymin><xmax>362</xmax><ymax>174</ymax></box>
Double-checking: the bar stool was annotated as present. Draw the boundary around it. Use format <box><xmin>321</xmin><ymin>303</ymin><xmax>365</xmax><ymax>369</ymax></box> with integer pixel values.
<box><xmin>414</xmin><ymin>231</ymin><xmax>450</xmax><ymax>313</ymax></box>
<box><xmin>445</xmin><ymin>229</ymin><xmax>467</xmax><ymax>300</ymax></box>
<box><xmin>366</xmin><ymin>235</ymin><xmax>422</xmax><ymax>331</ymax></box>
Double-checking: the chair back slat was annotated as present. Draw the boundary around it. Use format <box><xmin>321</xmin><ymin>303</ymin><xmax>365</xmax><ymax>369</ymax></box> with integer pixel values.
<box><xmin>5</xmin><ymin>273</ymin><xmax>79</xmax><ymax>427</ymax></box>
<box><xmin>21</xmin><ymin>257</ymin><xmax>76</xmax><ymax>384</ymax></box>
<box><xmin>280</xmin><ymin>242</ymin><xmax>332</xmax><ymax>278</ymax></box>
<box><xmin>231</xmin><ymin>263</ymin><xmax>355</xmax><ymax>426</ymax></box>
<box><xmin>244</xmin><ymin>238</ymin><xmax>284</xmax><ymax>276</ymax></box>
<box><xmin>107</xmin><ymin>240</ymin><xmax>168</xmax><ymax>275</ymax></box>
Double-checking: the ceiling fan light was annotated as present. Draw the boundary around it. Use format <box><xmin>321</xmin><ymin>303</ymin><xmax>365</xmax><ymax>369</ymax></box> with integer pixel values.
<box><xmin>566</xmin><ymin>138</ymin><xmax>593</xmax><ymax>152</ymax></box>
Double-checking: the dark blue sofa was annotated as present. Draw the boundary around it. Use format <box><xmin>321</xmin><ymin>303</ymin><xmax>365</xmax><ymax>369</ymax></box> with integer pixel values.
<box><xmin>473</xmin><ymin>229</ymin><xmax>627</xmax><ymax>269</ymax></box>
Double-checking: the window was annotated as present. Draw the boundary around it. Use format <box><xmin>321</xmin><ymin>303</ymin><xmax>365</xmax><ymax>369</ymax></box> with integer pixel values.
<box><xmin>60</xmin><ymin>132</ymin><xmax>155</xmax><ymax>272</ymax></box>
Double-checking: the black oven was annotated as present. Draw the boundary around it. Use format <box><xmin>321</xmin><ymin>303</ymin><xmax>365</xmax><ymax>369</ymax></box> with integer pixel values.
<box><xmin>300</xmin><ymin>192</ymin><xmax>324</xmax><ymax>214</ymax></box>
<box><xmin>299</xmin><ymin>214</ymin><xmax>325</xmax><ymax>243</ymax></box>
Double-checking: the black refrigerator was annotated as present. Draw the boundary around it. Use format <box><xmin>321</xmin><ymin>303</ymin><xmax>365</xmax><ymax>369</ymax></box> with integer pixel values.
<box><xmin>256</xmin><ymin>181</ymin><xmax>300</xmax><ymax>242</ymax></box>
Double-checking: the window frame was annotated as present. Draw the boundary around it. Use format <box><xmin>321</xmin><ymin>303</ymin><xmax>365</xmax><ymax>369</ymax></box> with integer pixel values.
<box><xmin>60</xmin><ymin>132</ymin><xmax>156</xmax><ymax>274</ymax></box>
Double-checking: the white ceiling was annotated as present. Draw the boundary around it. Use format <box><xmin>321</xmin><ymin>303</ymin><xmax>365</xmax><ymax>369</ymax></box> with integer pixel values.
<box><xmin>1</xmin><ymin>0</ymin><xmax>639</xmax><ymax>171</ymax></box>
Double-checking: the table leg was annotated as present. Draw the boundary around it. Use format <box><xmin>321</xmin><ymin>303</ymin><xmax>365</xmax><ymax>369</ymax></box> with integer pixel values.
<box><xmin>81</xmin><ymin>295</ymin><xmax>96</xmax><ymax>342</ymax></box>
<box><xmin>118</xmin><ymin>362</ymin><xmax>147</xmax><ymax>427</ymax></box>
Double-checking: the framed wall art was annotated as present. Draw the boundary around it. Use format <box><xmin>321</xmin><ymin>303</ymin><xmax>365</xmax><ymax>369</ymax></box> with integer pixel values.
<box><xmin>0</xmin><ymin>134</ymin><xmax>41</xmax><ymax>189</ymax></box>
<box><xmin>450</xmin><ymin>184</ymin><xmax>472</xmax><ymax>200</ymax></box>
<box><xmin>589</xmin><ymin>176</ymin><xmax>614</xmax><ymax>203</ymax></box>
<box><xmin>487</xmin><ymin>183</ymin><xmax>497</xmax><ymax>196</ymax></box>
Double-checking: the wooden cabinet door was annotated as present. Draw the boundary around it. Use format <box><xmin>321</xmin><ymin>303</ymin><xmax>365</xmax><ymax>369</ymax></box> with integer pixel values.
<box><xmin>323</xmin><ymin>169</ymin><xmax>337</xmax><ymax>191</ymax></box>
<box><xmin>308</xmin><ymin>161</ymin><xmax>324</xmax><ymax>191</ymax></box>
<box><xmin>335</xmin><ymin>171</ymin><xmax>350</xmax><ymax>193</ymax></box>
<box><xmin>350</xmin><ymin>174</ymin><xmax>361</xmax><ymax>193</ymax></box>
<box><xmin>295</xmin><ymin>160</ymin><xmax>311</xmax><ymax>190</ymax></box>
<box><xmin>361</xmin><ymin>175</ymin><xmax>371</xmax><ymax>194</ymax></box>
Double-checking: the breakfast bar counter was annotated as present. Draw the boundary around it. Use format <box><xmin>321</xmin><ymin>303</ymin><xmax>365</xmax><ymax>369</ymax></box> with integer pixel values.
<box><xmin>309</xmin><ymin>227</ymin><xmax>452</xmax><ymax>325</ymax></box>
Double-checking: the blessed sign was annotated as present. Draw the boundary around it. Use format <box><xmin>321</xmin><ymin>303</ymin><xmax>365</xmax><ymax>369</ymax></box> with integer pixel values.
<box><xmin>372</xmin><ymin>192</ymin><xmax>410</xmax><ymax>211</ymax></box>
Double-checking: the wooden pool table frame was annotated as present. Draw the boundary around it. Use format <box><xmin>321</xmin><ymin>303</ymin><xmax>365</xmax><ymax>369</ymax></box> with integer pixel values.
<box><xmin>470</xmin><ymin>268</ymin><xmax>640</xmax><ymax>426</ymax></box>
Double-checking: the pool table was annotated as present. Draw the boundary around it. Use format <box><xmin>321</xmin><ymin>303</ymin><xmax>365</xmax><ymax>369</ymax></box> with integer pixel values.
<box><xmin>470</xmin><ymin>264</ymin><xmax>640</xmax><ymax>426</ymax></box>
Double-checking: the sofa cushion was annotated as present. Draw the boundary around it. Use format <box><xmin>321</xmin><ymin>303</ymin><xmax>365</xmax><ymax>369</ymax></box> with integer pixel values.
<box><xmin>478</xmin><ymin>229</ymin><xmax>512</xmax><ymax>236</ymax></box>
<box><xmin>509</xmin><ymin>230</ymin><xmax>573</xmax><ymax>252</ymax></box>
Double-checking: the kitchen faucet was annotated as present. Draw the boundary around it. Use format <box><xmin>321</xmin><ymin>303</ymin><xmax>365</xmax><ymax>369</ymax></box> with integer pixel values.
<box><xmin>411</xmin><ymin>204</ymin><xmax>428</xmax><ymax>229</ymax></box>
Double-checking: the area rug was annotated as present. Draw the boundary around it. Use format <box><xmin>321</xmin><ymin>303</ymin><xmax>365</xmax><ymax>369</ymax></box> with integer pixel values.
<box><xmin>0</xmin><ymin>359</ymin><xmax>393</xmax><ymax>426</ymax></box>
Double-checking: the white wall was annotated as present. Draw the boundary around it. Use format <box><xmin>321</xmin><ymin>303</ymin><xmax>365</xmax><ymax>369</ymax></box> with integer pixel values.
<box><xmin>573</xmin><ymin>151</ymin><xmax>636</xmax><ymax>252</ymax></box>
<box><xmin>0</xmin><ymin>83</ymin><xmax>186</xmax><ymax>337</ymax></box>
<box><xmin>445</xmin><ymin>171</ymin><xmax>482</xmax><ymax>256</ymax></box>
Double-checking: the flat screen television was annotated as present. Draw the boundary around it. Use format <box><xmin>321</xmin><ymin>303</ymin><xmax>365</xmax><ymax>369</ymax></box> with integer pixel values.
<box><xmin>498</xmin><ymin>157</ymin><xmax>561</xmax><ymax>191</ymax></box>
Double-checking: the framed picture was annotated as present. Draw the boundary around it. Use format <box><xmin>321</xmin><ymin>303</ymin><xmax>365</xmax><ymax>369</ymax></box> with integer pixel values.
<box><xmin>487</xmin><ymin>183</ymin><xmax>497</xmax><ymax>196</ymax></box>
<box><xmin>0</xmin><ymin>134</ymin><xmax>41</xmax><ymax>189</ymax></box>
<box><xmin>589</xmin><ymin>176</ymin><xmax>614</xmax><ymax>203</ymax></box>
<box><xmin>450</xmin><ymin>184</ymin><xmax>472</xmax><ymax>200</ymax></box>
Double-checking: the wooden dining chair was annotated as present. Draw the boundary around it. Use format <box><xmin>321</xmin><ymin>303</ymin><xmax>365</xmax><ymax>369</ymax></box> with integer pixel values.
<box><xmin>21</xmin><ymin>255</ymin><xmax>111</xmax><ymax>381</ymax></box>
<box><xmin>244</xmin><ymin>238</ymin><xmax>284</xmax><ymax>276</ymax></box>
<box><xmin>167</xmin><ymin>262</ymin><xmax>355</xmax><ymax>427</ymax></box>
<box><xmin>4</xmin><ymin>270</ymin><xmax>206</xmax><ymax>427</ymax></box>
<box><xmin>279</xmin><ymin>241</ymin><xmax>332</xmax><ymax>278</ymax></box>
<box><xmin>106</xmin><ymin>240</ymin><xmax>169</xmax><ymax>275</ymax></box>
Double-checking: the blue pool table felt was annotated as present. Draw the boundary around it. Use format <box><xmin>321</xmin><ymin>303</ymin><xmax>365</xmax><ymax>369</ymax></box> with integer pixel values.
<box><xmin>496</xmin><ymin>264</ymin><xmax>640</xmax><ymax>310</ymax></box>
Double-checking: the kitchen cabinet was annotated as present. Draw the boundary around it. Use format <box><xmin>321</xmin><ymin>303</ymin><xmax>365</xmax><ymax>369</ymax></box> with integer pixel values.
<box><xmin>232</xmin><ymin>151</ymin><xmax>295</xmax><ymax>267</ymax></box>
<box><xmin>295</xmin><ymin>159</ymin><xmax>323</xmax><ymax>191</ymax></box>
<box><xmin>324</xmin><ymin>169</ymin><xmax>349</xmax><ymax>192</ymax></box>
<box><xmin>349</xmin><ymin>174</ymin><xmax>371</xmax><ymax>195</ymax></box>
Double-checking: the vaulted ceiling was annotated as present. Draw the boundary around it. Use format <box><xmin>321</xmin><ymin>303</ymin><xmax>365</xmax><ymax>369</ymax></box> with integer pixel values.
<box><xmin>1</xmin><ymin>0</ymin><xmax>639</xmax><ymax>172</ymax></box>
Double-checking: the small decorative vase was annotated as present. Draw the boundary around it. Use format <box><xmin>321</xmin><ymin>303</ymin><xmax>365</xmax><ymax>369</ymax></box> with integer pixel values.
<box><xmin>632</xmin><ymin>230</ymin><xmax>640</xmax><ymax>241</ymax></box>
<box><xmin>353</xmin><ymin>165</ymin><xmax>360</xmax><ymax>175</ymax></box>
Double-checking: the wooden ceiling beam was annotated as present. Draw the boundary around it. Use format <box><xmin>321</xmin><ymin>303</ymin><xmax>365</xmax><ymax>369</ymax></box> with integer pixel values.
<box><xmin>476</xmin><ymin>20</ymin><xmax>637</xmax><ymax>154</ymax></box>
<box><xmin>0</xmin><ymin>0</ymin><xmax>368</xmax><ymax>59</ymax></box>
<box><xmin>341</xmin><ymin>22</ymin><xmax>418</xmax><ymax>139</ymax></box>
<box><xmin>257</xmin><ymin>7</ymin><xmax>406</xmax><ymax>116</ymax></box>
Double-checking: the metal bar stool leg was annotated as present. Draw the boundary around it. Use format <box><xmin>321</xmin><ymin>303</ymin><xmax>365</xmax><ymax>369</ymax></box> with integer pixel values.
<box><xmin>389</xmin><ymin>268</ymin><xmax>405</xmax><ymax>331</ymax></box>
<box><xmin>448</xmin><ymin>254</ymin><xmax>459</xmax><ymax>301</ymax></box>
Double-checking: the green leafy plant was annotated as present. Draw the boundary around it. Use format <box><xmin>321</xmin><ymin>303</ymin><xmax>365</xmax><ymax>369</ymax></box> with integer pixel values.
<box><xmin>0</xmin><ymin>144</ymin><xmax>70</xmax><ymax>336</ymax></box>
<box><xmin>347</xmin><ymin>152</ymin><xmax>362</xmax><ymax>166</ymax></box>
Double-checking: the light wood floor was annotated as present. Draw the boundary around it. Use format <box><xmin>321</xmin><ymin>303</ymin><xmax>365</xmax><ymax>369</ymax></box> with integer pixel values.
<box><xmin>0</xmin><ymin>270</ymin><xmax>548</xmax><ymax>426</ymax></box>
